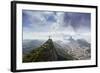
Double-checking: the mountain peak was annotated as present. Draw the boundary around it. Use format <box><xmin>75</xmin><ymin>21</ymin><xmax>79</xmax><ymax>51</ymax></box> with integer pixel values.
<box><xmin>23</xmin><ymin>38</ymin><xmax>76</xmax><ymax>62</ymax></box>
<box><xmin>68</xmin><ymin>36</ymin><xmax>75</xmax><ymax>42</ymax></box>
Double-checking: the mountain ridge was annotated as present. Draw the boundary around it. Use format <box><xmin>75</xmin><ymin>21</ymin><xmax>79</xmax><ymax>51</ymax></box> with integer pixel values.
<box><xmin>23</xmin><ymin>38</ymin><xmax>77</xmax><ymax>62</ymax></box>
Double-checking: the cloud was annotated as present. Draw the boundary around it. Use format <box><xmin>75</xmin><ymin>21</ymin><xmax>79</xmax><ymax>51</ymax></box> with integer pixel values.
<box><xmin>22</xmin><ymin>10</ymin><xmax>91</xmax><ymax>41</ymax></box>
<box><xmin>63</xmin><ymin>12</ymin><xmax>91</xmax><ymax>32</ymax></box>
<box><xmin>22</xmin><ymin>10</ymin><xmax>57</xmax><ymax>32</ymax></box>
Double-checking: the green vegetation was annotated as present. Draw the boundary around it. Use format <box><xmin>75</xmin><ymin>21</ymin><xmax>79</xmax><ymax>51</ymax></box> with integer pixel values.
<box><xmin>23</xmin><ymin>39</ymin><xmax>77</xmax><ymax>63</ymax></box>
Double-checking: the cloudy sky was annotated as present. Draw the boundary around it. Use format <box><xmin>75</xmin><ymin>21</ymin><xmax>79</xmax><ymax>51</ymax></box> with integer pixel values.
<box><xmin>22</xmin><ymin>10</ymin><xmax>91</xmax><ymax>41</ymax></box>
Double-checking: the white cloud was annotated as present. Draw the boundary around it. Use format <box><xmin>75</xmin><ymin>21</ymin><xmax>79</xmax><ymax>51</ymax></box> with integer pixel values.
<box><xmin>23</xmin><ymin>10</ymin><xmax>91</xmax><ymax>42</ymax></box>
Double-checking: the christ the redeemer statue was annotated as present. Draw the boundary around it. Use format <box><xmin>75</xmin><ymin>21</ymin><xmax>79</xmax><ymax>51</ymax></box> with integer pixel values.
<box><xmin>49</xmin><ymin>36</ymin><xmax>51</xmax><ymax>39</ymax></box>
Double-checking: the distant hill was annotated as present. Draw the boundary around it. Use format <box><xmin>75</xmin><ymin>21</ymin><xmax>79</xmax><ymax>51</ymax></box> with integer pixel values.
<box><xmin>23</xmin><ymin>39</ymin><xmax>77</xmax><ymax>63</ymax></box>
<box><xmin>23</xmin><ymin>40</ymin><xmax>45</xmax><ymax>54</ymax></box>
<box><xmin>55</xmin><ymin>37</ymin><xmax>91</xmax><ymax>60</ymax></box>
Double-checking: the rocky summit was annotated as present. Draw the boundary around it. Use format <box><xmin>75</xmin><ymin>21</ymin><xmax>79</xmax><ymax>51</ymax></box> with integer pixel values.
<box><xmin>23</xmin><ymin>38</ymin><xmax>77</xmax><ymax>63</ymax></box>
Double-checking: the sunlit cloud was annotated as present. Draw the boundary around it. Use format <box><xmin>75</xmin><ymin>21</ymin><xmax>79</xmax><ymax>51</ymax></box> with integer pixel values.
<box><xmin>22</xmin><ymin>10</ymin><xmax>91</xmax><ymax>42</ymax></box>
